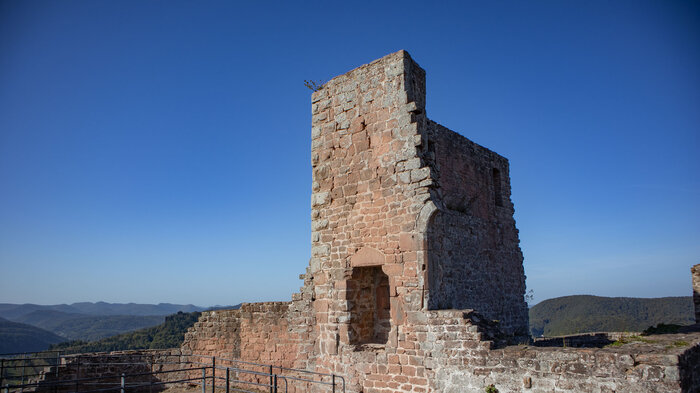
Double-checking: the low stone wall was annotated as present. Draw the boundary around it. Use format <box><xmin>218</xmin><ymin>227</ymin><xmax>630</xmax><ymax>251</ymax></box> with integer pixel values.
<box><xmin>181</xmin><ymin>303</ymin><xmax>300</xmax><ymax>367</ymax></box>
<box><xmin>34</xmin><ymin>350</ymin><xmax>189</xmax><ymax>393</ymax></box>
<box><xmin>426</xmin><ymin>323</ymin><xmax>700</xmax><ymax>393</ymax></box>
<box><xmin>533</xmin><ymin>332</ymin><xmax>642</xmax><ymax>348</ymax></box>
<box><xmin>180</xmin><ymin>303</ymin><xmax>314</xmax><ymax>392</ymax></box>
<box><xmin>181</xmin><ymin>309</ymin><xmax>241</xmax><ymax>359</ymax></box>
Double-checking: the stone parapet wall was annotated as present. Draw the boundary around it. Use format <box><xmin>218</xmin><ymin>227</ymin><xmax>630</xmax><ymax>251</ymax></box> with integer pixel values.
<box><xmin>34</xmin><ymin>349</ymin><xmax>187</xmax><ymax>393</ymax></box>
<box><xmin>181</xmin><ymin>309</ymin><xmax>241</xmax><ymax>358</ymax></box>
<box><xmin>430</xmin><ymin>332</ymin><xmax>700</xmax><ymax>393</ymax></box>
<box><xmin>532</xmin><ymin>332</ymin><xmax>642</xmax><ymax>348</ymax></box>
<box><xmin>180</xmin><ymin>301</ymin><xmax>314</xmax><ymax>392</ymax></box>
<box><xmin>181</xmin><ymin>299</ymin><xmax>314</xmax><ymax>367</ymax></box>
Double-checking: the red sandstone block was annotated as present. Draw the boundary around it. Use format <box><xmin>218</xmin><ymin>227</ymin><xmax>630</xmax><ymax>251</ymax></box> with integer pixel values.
<box><xmin>408</xmin><ymin>377</ymin><xmax>428</xmax><ymax>386</ymax></box>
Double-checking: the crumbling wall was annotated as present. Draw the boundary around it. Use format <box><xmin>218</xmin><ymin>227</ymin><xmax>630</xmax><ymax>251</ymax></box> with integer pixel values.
<box><xmin>179</xmin><ymin>271</ymin><xmax>316</xmax><ymax>391</ymax></box>
<box><xmin>181</xmin><ymin>309</ymin><xmax>241</xmax><ymax>358</ymax></box>
<box><xmin>237</xmin><ymin>302</ymin><xmax>295</xmax><ymax>366</ymax></box>
<box><xmin>180</xmin><ymin>302</ymin><xmax>311</xmax><ymax>370</ymax></box>
<box><xmin>423</xmin><ymin>314</ymin><xmax>700</xmax><ymax>393</ymax></box>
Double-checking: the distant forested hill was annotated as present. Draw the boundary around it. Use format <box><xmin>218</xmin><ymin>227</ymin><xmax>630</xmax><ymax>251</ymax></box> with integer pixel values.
<box><xmin>529</xmin><ymin>295</ymin><xmax>694</xmax><ymax>337</ymax></box>
<box><xmin>50</xmin><ymin>311</ymin><xmax>202</xmax><ymax>353</ymax></box>
<box><xmin>13</xmin><ymin>310</ymin><xmax>164</xmax><ymax>341</ymax></box>
<box><xmin>0</xmin><ymin>302</ymin><xmax>235</xmax><ymax>353</ymax></box>
<box><xmin>0</xmin><ymin>317</ymin><xmax>66</xmax><ymax>353</ymax></box>
<box><xmin>68</xmin><ymin>302</ymin><xmax>205</xmax><ymax>316</ymax></box>
<box><xmin>0</xmin><ymin>302</ymin><xmax>206</xmax><ymax>319</ymax></box>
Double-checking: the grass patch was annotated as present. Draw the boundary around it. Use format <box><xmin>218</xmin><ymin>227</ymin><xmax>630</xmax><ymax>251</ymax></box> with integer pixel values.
<box><xmin>605</xmin><ymin>335</ymin><xmax>658</xmax><ymax>348</ymax></box>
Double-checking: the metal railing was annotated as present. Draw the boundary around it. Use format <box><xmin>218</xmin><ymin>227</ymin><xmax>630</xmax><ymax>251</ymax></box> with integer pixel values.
<box><xmin>0</xmin><ymin>351</ymin><xmax>345</xmax><ymax>393</ymax></box>
<box><xmin>0</xmin><ymin>351</ymin><xmax>63</xmax><ymax>390</ymax></box>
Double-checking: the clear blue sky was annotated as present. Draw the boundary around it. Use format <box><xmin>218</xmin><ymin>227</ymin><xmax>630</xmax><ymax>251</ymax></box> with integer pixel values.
<box><xmin>1</xmin><ymin>0</ymin><xmax>698</xmax><ymax>307</ymax></box>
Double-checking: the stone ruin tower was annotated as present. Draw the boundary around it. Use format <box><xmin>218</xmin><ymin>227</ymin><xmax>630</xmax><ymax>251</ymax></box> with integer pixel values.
<box><xmin>308</xmin><ymin>50</ymin><xmax>529</xmax><ymax>386</ymax></box>
<box><xmin>310</xmin><ymin>48</ymin><xmax>529</xmax><ymax>342</ymax></box>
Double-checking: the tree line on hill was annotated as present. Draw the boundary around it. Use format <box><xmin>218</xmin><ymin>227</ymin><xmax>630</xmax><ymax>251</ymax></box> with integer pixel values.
<box><xmin>0</xmin><ymin>317</ymin><xmax>65</xmax><ymax>353</ymax></box>
<box><xmin>49</xmin><ymin>311</ymin><xmax>202</xmax><ymax>353</ymax></box>
<box><xmin>0</xmin><ymin>302</ymin><xmax>237</xmax><ymax>354</ymax></box>
<box><xmin>528</xmin><ymin>295</ymin><xmax>694</xmax><ymax>337</ymax></box>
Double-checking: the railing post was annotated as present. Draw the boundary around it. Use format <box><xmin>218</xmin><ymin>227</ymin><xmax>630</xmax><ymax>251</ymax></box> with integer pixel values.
<box><xmin>332</xmin><ymin>374</ymin><xmax>336</xmax><ymax>393</ymax></box>
<box><xmin>268</xmin><ymin>365</ymin><xmax>273</xmax><ymax>393</ymax></box>
<box><xmin>20</xmin><ymin>353</ymin><xmax>26</xmax><ymax>393</ymax></box>
<box><xmin>120</xmin><ymin>373</ymin><xmax>125</xmax><ymax>393</ymax></box>
<box><xmin>273</xmin><ymin>374</ymin><xmax>277</xmax><ymax>393</ymax></box>
<box><xmin>212</xmin><ymin>357</ymin><xmax>215</xmax><ymax>393</ymax></box>
<box><xmin>149</xmin><ymin>355</ymin><xmax>153</xmax><ymax>393</ymax></box>
<box><xmin>0</xmin><ymin>358</ymin><xmax>4</xmax><ymax>388</ymax></box>
<box><xmin>225</xmin><ymin>367</ymin><xmax>229</xmax><ymax>393</ymax></box>
<box><xmin>201</xmin><ymin>368</ymin><xmax>206</xmax><ymax>393</ymax></box>
<box><xmin>55</xmin><ymin>352</ymin><xmax>60</xmax><ymax>393</ymax></box>
<box><xmin>76</xmin><ymin>355</ymin><xmax>81</xmax><ymax>387</ymax></box>
<box><xmin>74</xmin><ymin>356</ymin><xmax>80</xmax><ymax>393</ymax></box>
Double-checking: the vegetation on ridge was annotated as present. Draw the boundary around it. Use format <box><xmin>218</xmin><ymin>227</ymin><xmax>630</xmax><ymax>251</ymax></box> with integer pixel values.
<box><xmin>529</xmin><ymin>295</ymin><xmax>694</xmax><ymax>337</ymax></box>
<box><xmin>49</xmin><ymin>311</ymin><xmax>201</xmax><ymax>353</ymax></box>
<box><xmin>13</xmin><ymin>310</ymin><xmax>164</xmax><ymax>341</ymax></box>
<box><xmin>0</xmin><ymin>317</ymin><xmax>66</xmax><ymax>353</ymax></box>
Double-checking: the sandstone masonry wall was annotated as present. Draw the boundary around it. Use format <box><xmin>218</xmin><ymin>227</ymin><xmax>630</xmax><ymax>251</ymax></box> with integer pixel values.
<box><xmin>305</xmin><ymin>50</ymin><xmax>532</xmax><ymax>391</ymax></box>
<box><xmin>179</xmin><ymin>272</ymin><xmax>316</xmax><ymax>392</ymax></box>
<box><xmin>181</xmin><ymin>309</ymin><xmax>241</xmax><ymax>358</ymax></box>
<box><xmin>425</xmin><ymin>316</ymin><xmax>700</xmax><ymax>393</ymax></box>
<box><xmin>424</xmin><ymin>120</ymin><xmax>528</xmax><ymax>336</ymax></box>
<box><xmin>181</xmin><ymin>302</ymin><xmax>312</xmax><ymax>370</ymax></box>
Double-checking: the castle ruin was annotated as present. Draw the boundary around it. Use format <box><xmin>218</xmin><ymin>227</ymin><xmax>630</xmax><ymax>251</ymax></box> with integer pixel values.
<box><xmin>180</xmin><ymin>51</ymin><xmax>700</xmax><ymax>393</ymax></box>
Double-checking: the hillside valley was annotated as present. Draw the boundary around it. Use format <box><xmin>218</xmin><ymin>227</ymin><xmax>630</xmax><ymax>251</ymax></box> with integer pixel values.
<box><xmin>0</xmin><ymin>302</ymin><xmax>237</xmax><ymax>353</ymax></box>
<box><xmin>0</xmin><ymin>317</ymin><xmax>65</xmax><ymax>353</ymax></box>
<box><xmin>50</xmin><ymin>311</ymin><xmax>203</xmax><ymax>353</ymax></box>
<box><xmin>529</xmin><ymin>295</ymin><xmax>694</xmax><ymax>337</ymax></box>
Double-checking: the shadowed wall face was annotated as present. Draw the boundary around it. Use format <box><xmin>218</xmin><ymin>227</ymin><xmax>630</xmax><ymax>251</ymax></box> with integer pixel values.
<box><xmin>347</xmin><ymin>266</ymin><xmax>391</xmax><ymax>346</ymax></box>
<box><xmin>424</xmin><ymin>120</ymin><xmax>528</xmax><ymax>337</ymax></box>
